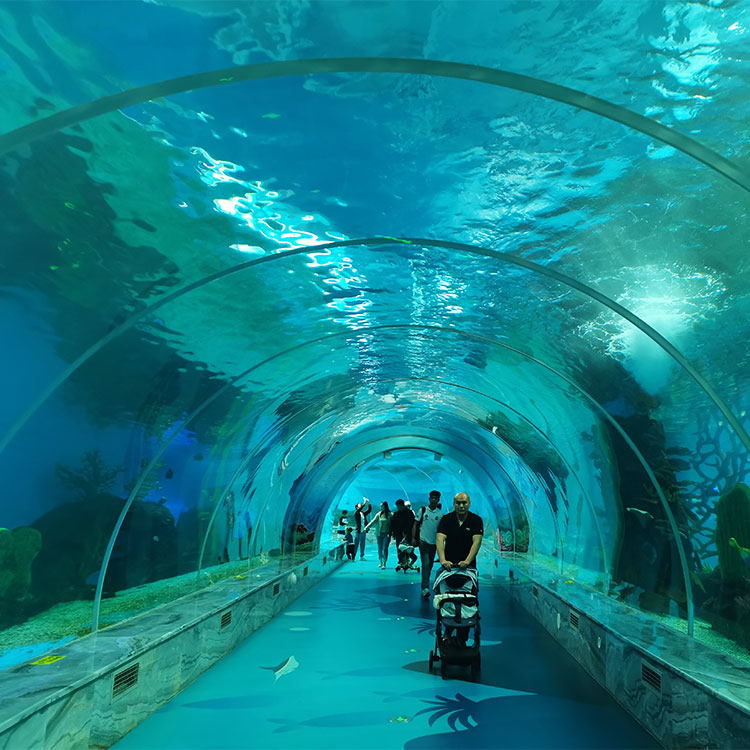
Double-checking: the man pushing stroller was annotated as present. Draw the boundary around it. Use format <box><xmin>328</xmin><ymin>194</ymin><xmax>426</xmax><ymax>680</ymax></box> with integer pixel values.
<box><xmin>436</xmin><ymin>492</ymin><xmax>483</xmax><ymax>574</ymax></box>
<box><xmin>429</xmin><ymin>491</ymin><xmax>484</xmax><ymax>678</ymax></box>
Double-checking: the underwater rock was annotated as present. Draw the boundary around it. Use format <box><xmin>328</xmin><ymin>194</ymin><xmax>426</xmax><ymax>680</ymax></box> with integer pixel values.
<box><xmin>0</xmin><ymin>526</ymin><xmax>42</xmax><ymax>600</ymax></box>
<box><xmin>0</xmin><ymin>529</ymin><xmax>12</xmax><ymax>597</ymax></box>
<box><xmin>293</xmin><ymin>523</ymin><xmax>315</xmax><ymax>552</ymax></box>
<box><xmin>30</xmin><ymin>495</ymin><xmax>178</xmax><ymax>605</ymax></box>
<box><xmin>7</xmin><ymin>527</ymin><xmax>43</xmax><ymax>599</ymax></box>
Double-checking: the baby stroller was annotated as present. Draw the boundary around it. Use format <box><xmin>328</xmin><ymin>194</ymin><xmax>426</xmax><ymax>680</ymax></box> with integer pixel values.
<box><xmin>428</xmin><ymin>567</ymin><xmax>480</xmax><ymax>680</ymax></box>
<box><xmin>395</xmin><ymin>541</ymin><xmax>420</xmax><ymax>573</ymax></box>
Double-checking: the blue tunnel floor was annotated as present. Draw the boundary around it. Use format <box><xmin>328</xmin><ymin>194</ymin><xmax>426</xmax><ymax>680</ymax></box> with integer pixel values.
<box><xmin>114</xmin><ymin>555</ymin><xmax>659</xmax><ymax>750</ymax></box>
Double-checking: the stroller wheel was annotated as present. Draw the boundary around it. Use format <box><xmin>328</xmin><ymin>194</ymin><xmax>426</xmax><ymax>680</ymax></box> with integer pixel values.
<box><xmin>471</xmin><ymin>658</ymin><xmax>480</xmax><ymax>682</ymax></box>
<box><xmin>440</xmin><ymin>661</ymin><xmax>447</xmax><ymax>680</ymax></box>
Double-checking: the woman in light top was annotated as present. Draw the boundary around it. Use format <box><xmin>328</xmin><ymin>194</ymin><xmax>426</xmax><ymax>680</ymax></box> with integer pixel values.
<box><xmin>365</xmin><ymin>501</ymin><xmax>392</xmax><ymax>569</ymax></box>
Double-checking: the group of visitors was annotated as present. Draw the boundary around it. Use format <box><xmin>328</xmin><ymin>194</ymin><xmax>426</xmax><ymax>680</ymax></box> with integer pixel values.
<box><xmin>336</xmin><ymin>490</ymin><xmax>483</xmax><ymax>597</ymax></box>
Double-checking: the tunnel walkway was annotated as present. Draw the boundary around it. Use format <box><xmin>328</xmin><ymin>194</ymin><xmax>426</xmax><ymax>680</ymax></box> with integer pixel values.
<box><xmin>114</xmin><ymin>555</ymin><xmax>658</xmax><ymax>750</ymax></box>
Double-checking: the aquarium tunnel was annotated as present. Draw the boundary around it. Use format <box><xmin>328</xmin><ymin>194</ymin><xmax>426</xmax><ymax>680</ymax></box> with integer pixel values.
<box><xmin>1</xmin><ymin>1</ymin><xmax>750</xmax><ymax>748</ymax></box>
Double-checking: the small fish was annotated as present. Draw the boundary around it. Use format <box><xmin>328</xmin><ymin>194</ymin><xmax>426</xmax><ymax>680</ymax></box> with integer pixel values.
<box><xmin>152</xmin><ymin>535</ymin><xmax>159</xmax><ymax>542</ymax></box>
<box><xmin>165</xmin><ymin>468</ymin><xmax>174</xmax><ymax>479</ymax></box>
<box><xmin>262</xmin><ymin>113</ymin><xmax>280</xmax><ymax>119</ymax></box>
<box><xmin>626</xmin><ymin>507</ymin><xmax>654</xmax><ymax>519</ymax></box>
<box><xmin>729</xmin><ymin>537</ymin><xmax>750</xmax><ymax>560</ymax></box>
<box><xmin>261</xmin><ymin>655</ymin><xmax>299</xmax><ymax>681</ymax></box>
<box><xmin>626</xmin><ymin>507</ymin><xmax>654</xmax><ymax>529</ymax></box>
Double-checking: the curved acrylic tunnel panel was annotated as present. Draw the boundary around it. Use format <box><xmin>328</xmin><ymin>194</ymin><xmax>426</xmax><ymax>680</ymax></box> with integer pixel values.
<box><xmin>1</xmin><ymin>0</ymin><xmax>750</xmax><ymax>673</ymax></box>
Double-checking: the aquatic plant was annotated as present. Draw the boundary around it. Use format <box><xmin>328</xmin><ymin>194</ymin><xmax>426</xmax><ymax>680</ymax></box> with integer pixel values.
<box><xmin>674</xmin><ymin>409</ymin><xmax>750</xmax><ymax>566</ymax></box>
<box><xmin>715</xmin><ymin>483</ymin><xmax>750</xmax><ymax>582</ymax></box>
<box><xmin>0</xmin><ymin>527</ymin><xmax>43</xmax><ymax>624</ymax></box>
<box><xmin>477</xmin><ymin>410</ymin><xmax>568</xmax><ymax>492</ymax></box>
<box><xmin>499</xmin><ymin>529</ymin><xmax>514</xmax><ymax>551</ymax></box>
<box><xmin>55</xmin><ymin>449</ymin><xmax>124</xmax><ymax>501</ymax></box>
<box><xmin>515</xmin><ymin>527</ymin><xmax>530</xmax><ymax>552</ymax></box>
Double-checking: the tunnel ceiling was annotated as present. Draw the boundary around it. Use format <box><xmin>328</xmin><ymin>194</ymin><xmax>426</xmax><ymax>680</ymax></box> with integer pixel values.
<box><xmin>1</xmin><ymin>0</ymin><xmax>750</xmax><ymax>606</ymax></box>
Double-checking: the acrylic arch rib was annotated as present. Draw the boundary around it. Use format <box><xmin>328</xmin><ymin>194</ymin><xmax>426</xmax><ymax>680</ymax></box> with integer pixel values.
<box><xmin>0</xmin><ymin>57</ymin><xmax>748</xmax><ymax>194</ymax></box>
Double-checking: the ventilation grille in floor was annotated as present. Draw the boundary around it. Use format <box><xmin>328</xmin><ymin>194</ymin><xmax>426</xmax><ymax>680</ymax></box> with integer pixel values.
<box><xmin>642</xmin><ymin>662</ymin><xmax>662</xmax><ymax>693</ymax></box>
<box><xmin>532</xmin><ymin>586</ymin><xmax>539</xmax><ymax>598</ymax></box>
<box><xmin>569</xmin><ymin>610</ymin><xmax>579</xmax><ymax>629</ymax></box>
<box><xmin>112</xmin><ymin>663</ymin><xmax>139</xmax><ymax>699</ymax></box>
<box><xmin>273</xmin><ymin>582</ymin><xmax>280</xmax><ymax>596</ymax></box>
<box><xmin>220</xmin><ymin>610</ymin><xmax>232</xmax><ymax>629</ymax></box>
<box><xmin>303</xmin><ymin>566</ymin><xmax>309</xmax><ymax>577</ymax></box>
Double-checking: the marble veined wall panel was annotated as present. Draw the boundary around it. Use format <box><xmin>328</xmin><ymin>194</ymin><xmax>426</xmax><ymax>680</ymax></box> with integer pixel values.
<box><xmin>0</xmin><ymin>681</ymin><xmax>94</xmax><ymax>750</ymax></box>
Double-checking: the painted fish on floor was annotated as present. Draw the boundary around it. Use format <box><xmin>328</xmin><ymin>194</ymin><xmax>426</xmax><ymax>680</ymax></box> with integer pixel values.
<box><xmin>262</xmin><ymin>655</ymin><xmax>299</xmax><ymax>682</ymax></box>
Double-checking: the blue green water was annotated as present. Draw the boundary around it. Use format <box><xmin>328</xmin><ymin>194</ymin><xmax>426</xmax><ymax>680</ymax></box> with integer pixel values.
<box><xmin>1</xmin><ymin>0</ymin><xmax>750</xmax><ymax>706</ymax></box>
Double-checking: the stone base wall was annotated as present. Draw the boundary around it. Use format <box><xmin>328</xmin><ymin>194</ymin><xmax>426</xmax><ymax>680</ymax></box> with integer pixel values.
<box><xmin>502</xmin><ymin>554</ymin><xmax>750</xmax><ymax>750</ymax></box>
<box><xmin>0</xmin><ymin>549</ymin><xmax>343</xmax><ymax>749</ymax></box>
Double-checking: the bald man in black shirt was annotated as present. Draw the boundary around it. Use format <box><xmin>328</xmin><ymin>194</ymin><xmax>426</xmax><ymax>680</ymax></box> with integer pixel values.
<box><xmin>436</xmin><ymin>492</ymin><xmax>483</xmax><ymax>570</ymax></box>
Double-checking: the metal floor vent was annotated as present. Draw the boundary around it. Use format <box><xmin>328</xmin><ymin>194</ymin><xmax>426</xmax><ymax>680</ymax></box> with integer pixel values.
<box><xmin>220</xmin><ymin>610</ymin><xmax>232</xmax><ymax>629</ymax></box>
<box><xmin>532</xmin><ymin>586</ymin><xmax>539</xmax><ymax>598</ymax></box>
<box><xmin>323</xmin><ymin>556</ymin><xmax>327</xmax><ymax>565</ymax></box>
<box><xmin>569</xmin><ymin>611</ymin><xmax>580</xmax><ymax>629</ymax></box>
<box><xmin>303</xmin><ymin>566</ymin><xmax>309</xmax><ymax>577</ymax></box>
<box><xmin>273</xmin><ymin>582</ymin><xmax>280</xmax><ymax>596</ymax></box>
<box><xmin>642</xmin><ymin>662</ymin><xmax>662</xmax><ymax>693</ymax></box>
<box><xmin>112</xmin><ymin>663</ymin><xmax>139</xmax><ymax>699</ymax></box>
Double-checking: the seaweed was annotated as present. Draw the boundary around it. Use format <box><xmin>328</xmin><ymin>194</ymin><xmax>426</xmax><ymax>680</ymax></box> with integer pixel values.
<box><xmin>55</xmin><ymin>449</ymin><xmax>124</xmax><ymax>501</ymax></box>
<box><xmin>715</xmin><ymin>483</ymin><xmax>750</xmax><ymax>582</ymax></box>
